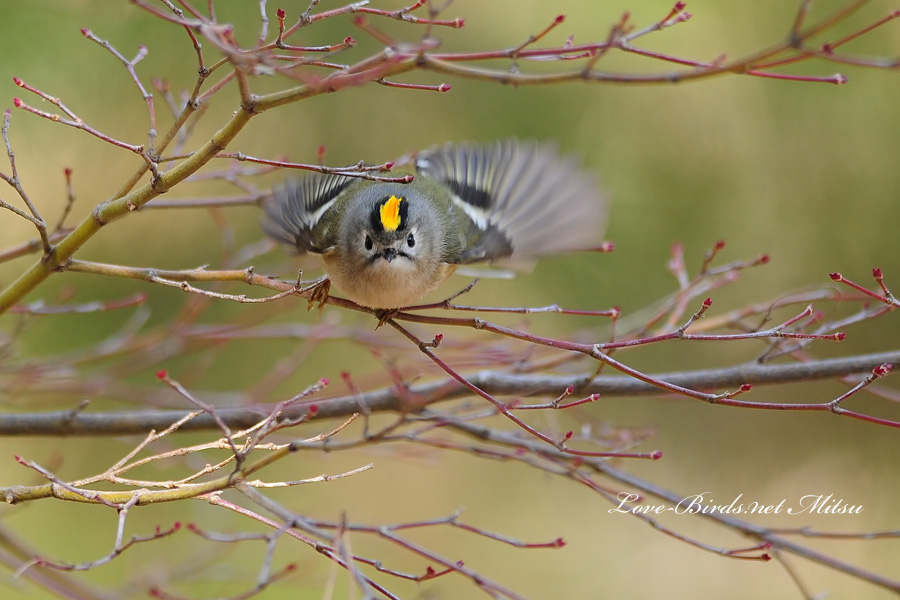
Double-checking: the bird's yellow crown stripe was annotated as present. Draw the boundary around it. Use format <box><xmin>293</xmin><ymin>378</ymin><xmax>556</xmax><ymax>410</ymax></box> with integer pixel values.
<box><xmin>380</xmin><ymin>195</ymin><xmax>404</xmax><ymax>231</ymax></box>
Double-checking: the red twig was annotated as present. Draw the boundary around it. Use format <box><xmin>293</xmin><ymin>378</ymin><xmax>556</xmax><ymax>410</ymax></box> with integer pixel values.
<box><xmin>511</xmin><ymin>14</ymin><xmax>567</xmax><ymax>59</ymax></box>
<box><xmin>12</xmin><ymin>80</ymin><xmax>148</xmax><ymax>157</ymax></box>
<box><xmin>216</xmin><ymin>152</ymin><xmax>413</xmax><ymax>182</ymax></box>
<box><xmin>831</xmin><ymin>269</ymin><xmax>899</xmax><ymax>306</ymax></box>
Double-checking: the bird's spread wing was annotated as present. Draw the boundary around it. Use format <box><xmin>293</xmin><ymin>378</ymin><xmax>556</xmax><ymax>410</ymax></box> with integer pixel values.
<box><xmin>261</xmin><ymin>173</ymin><xmax>355</xmax><ymax>254</ymax></box>
<box><xmin>415</xmin><ymin>140</ymin><xmax>607</xmax><ymax>264</ymax></box>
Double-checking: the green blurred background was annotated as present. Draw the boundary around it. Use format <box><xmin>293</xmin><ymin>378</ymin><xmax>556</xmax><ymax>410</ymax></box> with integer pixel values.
<box><xmin>1</xmin><ymin>1</ymin><xmax>899</xmax><ymax>598</ymax></box>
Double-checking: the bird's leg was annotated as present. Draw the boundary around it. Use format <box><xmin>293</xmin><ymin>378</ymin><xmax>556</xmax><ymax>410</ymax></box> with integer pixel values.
<box><xmin>374</xmin><ymin>308</ymin><xmax>400</xmax><ymax>329</ymax></box>
<box><xmin>302</xmin><ymin>275</ymin><xmax>331</xmax><ymax>310</ymax></box>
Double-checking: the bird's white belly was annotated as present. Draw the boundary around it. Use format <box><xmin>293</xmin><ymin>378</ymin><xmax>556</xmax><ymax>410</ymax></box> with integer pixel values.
<box><xmin>325</xmin><ymin>255</ymin><xmax>455</xmax><ymax>309</ymax></box>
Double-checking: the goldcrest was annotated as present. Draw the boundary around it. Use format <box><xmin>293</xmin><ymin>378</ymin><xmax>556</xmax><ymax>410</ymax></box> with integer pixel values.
<box><xmin>262</xmin><ymin>140</ymin><xmax>607</xmax><ymax>309</ymax></box>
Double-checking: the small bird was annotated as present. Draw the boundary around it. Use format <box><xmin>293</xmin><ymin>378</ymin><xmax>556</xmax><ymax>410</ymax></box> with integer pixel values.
<box><xmin>262</xmin><ymin>140</ymin><xmax>607</xmax><ymax>310</ymax></box>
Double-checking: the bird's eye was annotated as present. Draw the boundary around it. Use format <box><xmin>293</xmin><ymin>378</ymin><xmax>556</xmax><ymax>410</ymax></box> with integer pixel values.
<box><xmin>364</xmin><ymin>235</ymin><xmax>373</xmax><ymax>251</ymax></box>
<box><xmin>406</xmin><ymin>233</ymin><xmax>415</xmax><ymax>248</ymax></box>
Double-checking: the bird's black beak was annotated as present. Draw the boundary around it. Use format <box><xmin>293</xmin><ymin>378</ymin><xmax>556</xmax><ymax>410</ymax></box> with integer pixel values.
<box><xmin>381</xmin><ymin>248</ymin><xmax>397</xmax><ymax>263</ymax></box>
